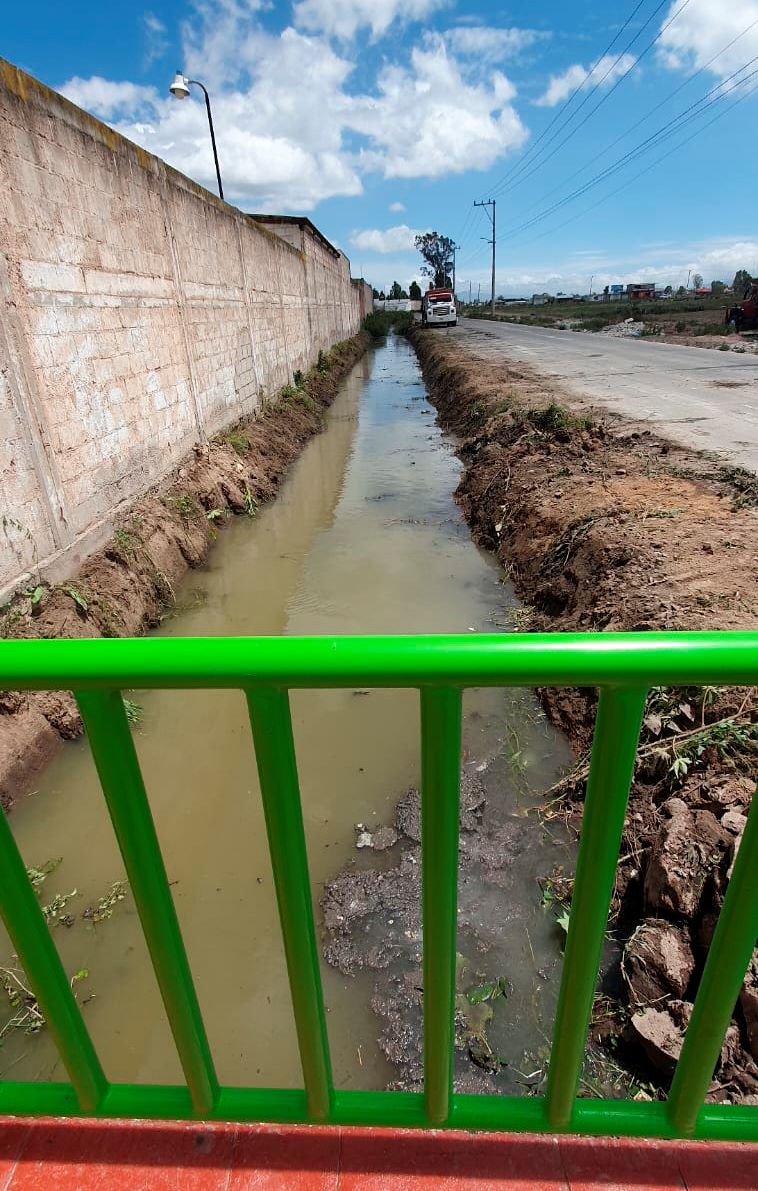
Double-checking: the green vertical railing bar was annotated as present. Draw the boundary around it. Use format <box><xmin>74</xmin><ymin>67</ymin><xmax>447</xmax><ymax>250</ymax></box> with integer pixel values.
<box><xmin>246</xmin><ymin>687</ymin><xmax>334</xmax><ymax>1122</ymax></box>
<box><xmin>546</xmin><ymin>686</ymin><xmax>647</xmax><ymax>1129</ymax></box>
<box><xmin>0</xmin><ymin>808</ymin><xmax>108</xmax><ymax>1113</ymax></box>
<box><xmin>667</xmin><ymin>782</ymin><xmax>758</xmax><ymax>1136</ymax></box>
<box><xmin>420</xmin><ymin>685</ymin><xmax>463</xmax><ymax>1126</ymax></box>
<box><xmin>76</xmin><ymin>690</ymin><xmax>219</xmax><ymax>1116</ymax></box>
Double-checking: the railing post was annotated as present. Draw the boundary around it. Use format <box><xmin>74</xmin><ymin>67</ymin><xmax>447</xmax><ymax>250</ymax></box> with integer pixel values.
<box><xmin>76</xmin><ymin>690</ymin><xmax>219</xmax><ymax>1116</ymax></box>
<box><xmin>420</xmin><ymin>685</ymin><xmax>462</xmax><ymax>1125</ymax></box>
<box><xmin>546</xmin><ymin>686</ymin><xmax>647</xmax><ymax>1129</ymax></box>
<box><xmin>0</xmin><ymin>807</ymin><xmax>108</xmax><ymax>1113</ymax></box>
<box><xmin>246</xmin><ymin>687</ymin><xmax>334</xmax><ymax>1122</ymax></box>
<box><xmin>667</xmin><ymin>783</ymin><xmax>758</xmax><ymax>1136</ymax></box>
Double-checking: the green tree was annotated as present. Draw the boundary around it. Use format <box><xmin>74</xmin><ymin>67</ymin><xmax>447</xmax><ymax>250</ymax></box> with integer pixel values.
<box><xmin>692</xmin><ymin>273</ymin><xmax>704</xmax><ymax>290</ymax></box>
<box><xmin>414</xmin><ymin>231</ymin><xmax>455</xmax><ymax>288</ymax></box>
<box><xmin>711</xmin><ymin>280</ymin><xmax>725</xmax><ymax>297</ymax></box>
<box><xmin>409</xmin><ymin>280</ymin><xmax>422</xmax><ymax>300</ymax></box>
<box><xmin>733</xmin><ymin>269</ymin><xmax>753</xmax><ymax>297</ymax></box>
<box><xmin>372</xmin><ymin>286</ymin><xmax>380</xmax><ymax>298</ymax></box>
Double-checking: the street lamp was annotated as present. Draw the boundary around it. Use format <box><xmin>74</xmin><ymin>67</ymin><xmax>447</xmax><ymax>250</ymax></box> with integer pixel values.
<box><xmin>168</xmin><ymin>70</ymin><xmax>224</xmax><ymax>200</ymax></box>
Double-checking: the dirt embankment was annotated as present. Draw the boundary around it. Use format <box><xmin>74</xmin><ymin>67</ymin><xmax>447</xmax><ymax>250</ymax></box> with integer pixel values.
<box><xmin>0</xmin><ymin>333</ymin><xmax>370</xmax><ymax>810</ymax></box>
<box><xmin>407</xmin><ymin>325</ymin><xmax>758</xmax><ymax>1101</ymax></box>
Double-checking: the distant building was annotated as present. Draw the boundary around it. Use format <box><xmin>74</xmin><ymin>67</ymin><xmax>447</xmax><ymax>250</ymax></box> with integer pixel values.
<box><xmin>626</xmin><ymin>283</ymin><xmax>656</xmax><ymax>301</ymax></box>
<box><xmin>532</xmin><ymin>293</ymin><xmax>550</xmax><ymax>305</ymax></box>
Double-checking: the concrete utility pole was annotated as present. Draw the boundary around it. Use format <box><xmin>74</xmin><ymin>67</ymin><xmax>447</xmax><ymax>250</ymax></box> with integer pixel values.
<box><xmin>477</xmin><ymin>281</ymin><xmax>481</xmax><ymax>303</ymax></box>
<box><xmin>468</xmin><ymin>280</ymin><xmax>472</xmax><ymax>305</ymax></box>
<box><xmin>451</xmin><ymin>243</ymin><xmax>460</xmax><ymax>297</ymax></box>
<box><xmin>474</xmin><ymin>199</ymin><xmax>496</xmax><ymax>316</ymax></box>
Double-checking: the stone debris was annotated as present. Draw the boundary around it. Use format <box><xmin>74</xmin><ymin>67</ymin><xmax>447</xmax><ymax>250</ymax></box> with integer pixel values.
<box><xmin>623</xmin><ymin>919</ymin><xmax>694</xmax><ymax>1006</ymax></box>
<box><xmin>643</xmin><ymin>798</ymin><xmax>730</xmax><ymax>918</ymax></box>
<box><xmin>600</xmin><ymin>319</ymin><xmax>645</xmax><ymax>337</ymax></box>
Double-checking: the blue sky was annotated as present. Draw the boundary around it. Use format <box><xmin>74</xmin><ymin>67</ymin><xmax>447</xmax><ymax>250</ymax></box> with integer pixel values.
<box><xmin>4</xmin><ymin>0</ymin><xmax>758</xmax><ymax>295</ymax></box>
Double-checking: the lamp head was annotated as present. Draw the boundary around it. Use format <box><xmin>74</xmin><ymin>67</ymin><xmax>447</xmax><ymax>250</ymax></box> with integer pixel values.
<box><xmin>169</xmin><ymin>70</ymin><xmax>191</xmax><ymax>99</ymax></box>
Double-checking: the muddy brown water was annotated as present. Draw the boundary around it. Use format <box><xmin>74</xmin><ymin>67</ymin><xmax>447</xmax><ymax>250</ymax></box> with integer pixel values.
<box><xmin>1</xmin><ymin>335</ymin><xmax>573</xmax><ymax>1093</ymax></box>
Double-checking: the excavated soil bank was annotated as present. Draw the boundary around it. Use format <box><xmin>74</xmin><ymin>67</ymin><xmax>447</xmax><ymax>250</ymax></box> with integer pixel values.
<box><xmin>0</xmin><ymin>332</ymin><xmax>370</xmax><ymax>809</ymax></box>
<box><xmin>407</xmin><ymin>326</ymin><xmax>758</xmax><ymax>1103</ymax></box>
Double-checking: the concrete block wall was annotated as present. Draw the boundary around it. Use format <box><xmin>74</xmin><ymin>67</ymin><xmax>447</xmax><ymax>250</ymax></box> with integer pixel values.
<box><xmin>0</xmin><ymin>57</ymin><xmax>363</xmax><ymax>599</ymax></box>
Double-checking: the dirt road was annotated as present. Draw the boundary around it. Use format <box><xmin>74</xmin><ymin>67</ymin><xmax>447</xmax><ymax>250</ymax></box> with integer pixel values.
<box><xmin>450</xmin><ymin>318</ymin><xmax>758</xmax><ymax>473</ymax></box>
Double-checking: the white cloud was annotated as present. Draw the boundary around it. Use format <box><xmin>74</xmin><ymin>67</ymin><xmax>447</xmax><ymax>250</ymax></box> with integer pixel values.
<box><xmin>59</xmin><ymin>8</ymin><xmax>527</xmax><ymax>208</ymax></box>
<box><xmin>143</xmin><ymin>12</ymin><xmax>169</xmax><ymax>68</ymax></box>
<box><xmin>350</xmin><ymin>224</ymin><xmax>424</xmax><ymax>253</ymax></box>
<box><xmin>458</xmin><ymin>238</ymin><xmax>758</xmax><ymax>296</ymax></box>
<box><xmin>657</xmin><ymin>0</ymin><xmax>758</xmax><ymax>78</ymax></box>
<box><xmin>347</xmin><ymin>38</ymin><xmax>527</xmax><ymax>178</ymax></box>
<box><xmin>445</xmin><ymin>25</ymin><xmax>548</xmax><ymax>64</ymax></box>
<box><xmin>293</xmin><ymin>0</ymin><xmax>447</xmax><ymax>41</ymax></box>
<box><xmin>60</xmin><ymin>77</ymin><xmax>159</xmax><ymax>120</ymax></box>
<box><xmin>534</xmin><ymin>53</ymin><xmax>636</xmax><ymax>107</ymax></box>
<box><xmin>389</xmin><ymin>201</ymin><xmax>405</xmax><ymax>211</ymax></box>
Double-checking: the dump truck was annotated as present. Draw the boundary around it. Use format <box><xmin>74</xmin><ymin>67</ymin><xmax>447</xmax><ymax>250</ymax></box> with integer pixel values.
<box><xmin>421</xmin><ymin>287</ymin><xmax>457</xmax><ymax>327</ymax></box>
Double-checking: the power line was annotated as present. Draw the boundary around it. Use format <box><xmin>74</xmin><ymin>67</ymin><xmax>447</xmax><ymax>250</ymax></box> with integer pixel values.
<box><xmin>504</xmin><ymin>75</ymin><xmax>758</xmax><ymax>253</ymax></box>
<box><xmin>489</xmin><ymin>0</ymin><xmax>693</xmax><ymax>202</ymax></box>
<box><xmin>476</xmin><ymin>0</ymin><xmax>651</xmax><ymax>203</ymax></box>
<box><xmin>503</xmin><ymin>17</ymin><xmax>758</xmax><ymax>226</ymax></box>
<box><xmin>499</xmin><ymin>58</ymin><xmax>758</xmax><ymax>241</ymax></box>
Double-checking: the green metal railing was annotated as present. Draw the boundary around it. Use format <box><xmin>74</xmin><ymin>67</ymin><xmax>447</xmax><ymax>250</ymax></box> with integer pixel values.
<box><xmin>0</xmin><ymin>631</ymin><xmax>756</xmax><ymax>1140</ymax></box>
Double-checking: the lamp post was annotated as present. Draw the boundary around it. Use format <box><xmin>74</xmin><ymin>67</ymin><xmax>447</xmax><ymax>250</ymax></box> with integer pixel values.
<box><xmin>168</xmin><ymin>70</ymin><xmax>224</xmax><ymax>200</ymax></box>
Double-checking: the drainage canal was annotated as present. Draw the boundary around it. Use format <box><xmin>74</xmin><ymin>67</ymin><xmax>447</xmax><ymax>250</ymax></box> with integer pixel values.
<box><xmin>2</xmin><ymin>334</ymin><xmax>573</xmax><ymax>1094</ymax></box>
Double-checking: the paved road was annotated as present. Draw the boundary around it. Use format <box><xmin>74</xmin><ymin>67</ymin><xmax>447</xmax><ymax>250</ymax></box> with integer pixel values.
<box><xmin>449</xmin><ymin>318</ymin><xmax>758</xmax><ymax>473</ymax></box>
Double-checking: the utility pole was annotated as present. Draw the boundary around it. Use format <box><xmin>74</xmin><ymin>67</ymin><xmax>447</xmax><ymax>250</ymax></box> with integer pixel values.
<box><xmin>477</xmin><ymin>281</ymin><xmax>481</xmax><ymax>303</ymax></box>
<box><xmin>451</xmin><ymin>242</ymin><xmax>460</xmax><ymax>297</ymax></box>
<box><xmin>468</xmin><ymin>280</ymin><xmax>472</xmax><ymax>305</ymax></box>
<box><xmin>589</xmin><ymin>274</ymin><xmax>594</xmax><ymax>298</ymax></box>
<box><xmin>474</xmin><ymin>199</ymin><xmax>496</xmax><ymax>316</ymax></box>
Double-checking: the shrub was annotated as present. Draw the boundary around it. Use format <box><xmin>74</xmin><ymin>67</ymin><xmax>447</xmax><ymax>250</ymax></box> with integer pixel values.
<box><xmin>363</xmin><ymin>310</ymin><xmax>414</xmax><ymax>337</ymax></box>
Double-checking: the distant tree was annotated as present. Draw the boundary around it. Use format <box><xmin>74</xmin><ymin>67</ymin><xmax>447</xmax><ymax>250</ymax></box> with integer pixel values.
<box><xmin>372</xmin><ymin>287</ymin><xmax>380</xmax><ymax>298</ymax></box>
<box><xmin>676</xmin><ymin>285</ymin><xmax>686</xmax><ymax>296</ymax></box>
<box><xmin>377</xmin><ymin>290</ymin><xmax>386</xmax><ymax>300</ymax></box>
<box><xmin>711</xmin><ymin>280</ymin><xmax>725</xmax><ymax>297</ymax></box>
<box><xmin>733</xmin><ymin>269</ymin><xmax>752</xmax><ymax>297</ymax></box>
<box><xmin>664</xmin><ymin>285</ymin><xmax>673</xmax><ymax>296</ymax></box>
<box><xmin>389</xmin><ymin>281</ymin><xmax>404</xmax><ymax>299</ymax></box>
<box><xmin>414</xmin><ymin>231</ymin><xmax>455</xmax><ymax>288</ymax></box>
<box><xmin>409</xmin><ymin>280</ymin><xmax>422</xmax><ymax>300</ymax></box>
<box><xmin>692</xmin><ymin>273</ymin><xmax>704</xmax><ymax>289</ymax></box>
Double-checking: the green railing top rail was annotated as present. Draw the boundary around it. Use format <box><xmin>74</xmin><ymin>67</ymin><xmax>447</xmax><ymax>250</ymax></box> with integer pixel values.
<box><xmin>0</xmin><ymin>630</ymin><xmax>756</xmax><ymax>688</ymax></box>
<box><xmin>0</xmin><ymin>631</ymin><xmax>756</xmax><ymax>1143</ymax></box>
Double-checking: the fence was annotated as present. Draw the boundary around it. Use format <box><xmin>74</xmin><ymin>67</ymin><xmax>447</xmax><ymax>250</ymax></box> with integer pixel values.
<box><xmin>0</xmin><ymin>632</ymin><xmax>756</xmax><ymax>1140</ymax></box>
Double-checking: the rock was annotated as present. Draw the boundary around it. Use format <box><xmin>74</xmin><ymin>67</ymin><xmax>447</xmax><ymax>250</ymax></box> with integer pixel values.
<box><xmin>623</xmin><ymin>919</ymin><xmax>694</xmax><ymax>1006</ymax></box>
<box><xmin>644</xmin><ymin>798</ymin><xmax>730</xmax><ymax>918</ymax></box>
<box><xmin>685</xmin><ymin>773</ymin><xmax>755</xmax><ymax>812</ymax></box>
<box><xmin>741</xmin><ymin>953</ymin><xmax>758</xmax><ymax>1062</ymax></box>
<box><xmin>355</xmin><ymin>825</ymin><xmax>398</xmax><ymax>851</ymax></box>
<box><xmin>629</xmin><ymin>1001</ymin><xmax>692</xmax><ymax>1076</ymax></box>
<box><xmin>721</xmin><ymin>809</ymin><xmax>748</xmax><ymax>879</ymax></box>
<box><xmin>394</xmin><ymin>771</ymin><xmax>486</xmax><ymax>843</ymax></box>
<box><xmin>721</xmin><ymin>809</ymin><xmax>748</xmax><ymax>836</ymax></box>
